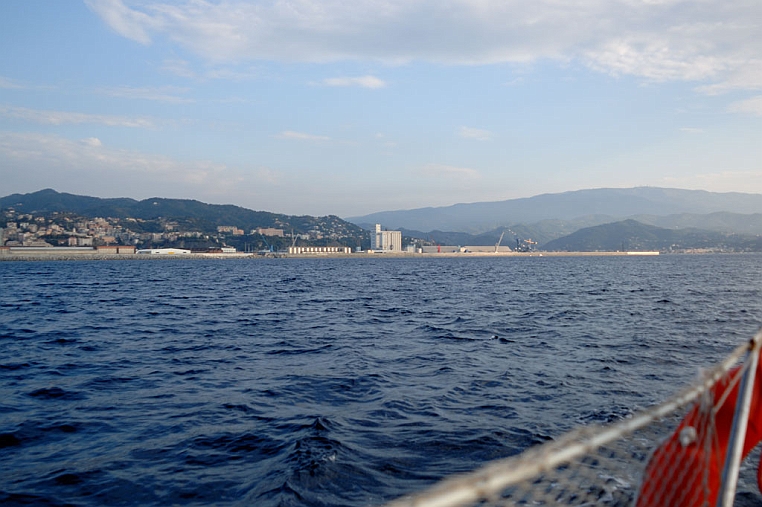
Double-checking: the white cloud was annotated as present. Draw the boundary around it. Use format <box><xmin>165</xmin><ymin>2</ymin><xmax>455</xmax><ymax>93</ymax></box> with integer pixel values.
<box><xmin>84</xmin><ymin>0</ymin><xmax>157</xmax><ymax>45</ymax></box>
<box><xmin>85</xmin><ymin>0</ymin><xmax>762</xmax><ymax>92</ymax></box>
<box><xmin>694</xmin><ymin>61</ymin><xmax>762</xmax><ymax>95</ymax></box>
<box><xmin>0</xmin><ymin>105</ymin><xmax>157</xmax><ymax>128</ymax></box>
<box><xmin>420</xmin><ymin>163</ymin><xmax>481</xmax><ymax>180</ymax></box>
<box><xmin>0</xmin><ymin>132</ymin><xmax>166</xmax><ymax>173</ymax></box>
<box><xmin>99</xmin><ymin>85</ymin><xmax>194</xmax><ymax>103</ymax></box>
<box><xmin>727</xmin><ymin>96</ymin><xmax>762</xmax><ymax>116</ymax></box>
<box><xmin>321</xmin><ymin>76</ymin><xmax>386</xmax><ymax>89</ymax></box>
<box><xmin>161</xmin><ymin>58</ymin><xmax>197</xmax><ymax>79</ymax></box>
<box><xmin>0</xmin><ymin>131</ymin><xmax>279</xmax><ymax>196</ymax></box>
<box><xmin>276</xmin><ymin>130</ymin><xmax>331</xmax><ymax>141</ymax></box>
<box><xmin>0</xmin><ymin>76</ymin><xmax>54</xmax><ymax>91</ymax></box>
<box><xmin>582</xmin><ymin>36</ymin><xmax>724</xmax><ymax>82</ymax></box>
<box><xmin>82</xmin><ymin>137</ymin><xmax>103</xmax><ymax>147</ymax></box>
<box><xmin>202</xmin><ymin>68</ymin><xmax>245</xmax><ymax>81</ymax></box>
<box><xmin>160</xmin><ymin>59</ymin><xmax>261</xmax><ymax>82</ymax></box>
<box><xmin>0</xmin><ymin>76</ymin><xmax>24</xmax><ymax>89</ymax></box>
<box><xmin>459</xmin><ymin>126</ymin><xmax>493</xmax><ymax>141</ymax></box>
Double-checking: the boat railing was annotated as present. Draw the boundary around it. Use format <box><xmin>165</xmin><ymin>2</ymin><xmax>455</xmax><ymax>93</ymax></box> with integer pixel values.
<box><xmin>382</xmin><ymin>331</ymin><xmax>762</xmax><ymax>507</ymax></box>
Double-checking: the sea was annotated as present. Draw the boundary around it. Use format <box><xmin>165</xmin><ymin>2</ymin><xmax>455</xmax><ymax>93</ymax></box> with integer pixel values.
<box><xmin>2</xmin><ymin>254</ymin><xmax>762</xmax><ymax>507</ymax></box>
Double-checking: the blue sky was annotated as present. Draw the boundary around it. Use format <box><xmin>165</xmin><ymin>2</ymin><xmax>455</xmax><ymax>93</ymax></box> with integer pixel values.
<box><xmin>1</xmin><ymin>0</ymin><xmax>761</xmax><ymax>217</ymax></box>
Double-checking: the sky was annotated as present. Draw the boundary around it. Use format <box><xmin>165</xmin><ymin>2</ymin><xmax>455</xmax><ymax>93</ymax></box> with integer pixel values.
<box><xmin>1</xmin><ymin>0</ymin><xmax>761</xmax><ymax>217</ymax></box>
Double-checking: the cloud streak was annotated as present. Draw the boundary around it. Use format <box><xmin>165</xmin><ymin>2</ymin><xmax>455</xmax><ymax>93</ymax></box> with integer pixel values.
<box><xmin>321</xmin><ymin>76</ymin><xmax>386</xmax><ymax>89</ymax></box>
<box><xmin>0</xmin><ymin>105</ymin><xmax>157</xmax><ymax>128</ymax></box>
<box><xmin>459</xmin><ymin>126</ymin><xmax>493</xmax><ymax>141</ymax></box>
<box><xmin>0</xmin><ymin>76</ymin><xmax>24</xmax><ymax>89</ymax></box>
<box><xmin>85</xmin><ymin>0</ymin><xmax>762</xmax><ymax>92</ymax></box>
<box><xmin>421</xmin><ymin>163</ymin><xmax>481</xmax><ymax>180</ymax></box>
<box><xmin>98</xmin><ymin>85</ymin><xmax>194</xmax><ymax>103</ymax></box>
<box><xmin>84</xmin><ymin>0</ymin><xmax>157</xmax><ymax>45</ymax></box>
<box><xmin>276</xmin><ymin>130</ymin><xmax>331</xmax><ymax>142</ymax></box>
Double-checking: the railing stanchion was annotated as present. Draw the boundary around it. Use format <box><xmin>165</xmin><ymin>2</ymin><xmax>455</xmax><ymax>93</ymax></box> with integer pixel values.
<box><xmin>717</xmin><ymin>332</ymin><xmax>762</xmax><ymax>507</ymax></box>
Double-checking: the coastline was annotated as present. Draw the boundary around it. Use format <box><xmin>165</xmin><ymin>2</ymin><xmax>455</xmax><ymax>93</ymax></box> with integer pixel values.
<box><xmin>0</xmin><ymin>250</ymin><xmax>664</xmax><ymax>261</ymax></box>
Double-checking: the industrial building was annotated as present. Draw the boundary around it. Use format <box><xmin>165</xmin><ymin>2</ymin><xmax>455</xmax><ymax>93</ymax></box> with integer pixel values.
<box><xmin>370</xmin><ymin>224</ymin><xmax>402</xmax><ymax>252</ymax></box>
<box><xmin>288</xmin><ymin>246</ymin><xmax>352</xmax><ymax>254</ymax></box>
<box><xmin>96</xmin><ymin>245</ymin><xmax>137</xmax><ymax>254</ymax></box>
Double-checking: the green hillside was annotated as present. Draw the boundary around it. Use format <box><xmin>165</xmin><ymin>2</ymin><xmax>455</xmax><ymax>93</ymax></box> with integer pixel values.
<box><xmin>542</xmin><ymin>220</ymin><xmax>762</xmax><ymax>252</ymax></box>
<box><xmin>1</xmin><ymin>189</ymin><xmax>369</xmax><ymax>250</ymax></box>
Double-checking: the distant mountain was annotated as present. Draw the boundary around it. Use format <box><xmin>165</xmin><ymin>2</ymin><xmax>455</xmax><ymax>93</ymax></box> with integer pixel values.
<box><xmin>631</xmin><ymin>212</ymin><xmax>762</xmax><ymax>236</ymax></box>
<box><xmin>347</xmin><ymin>187</ymin><xmax>762</xmax><ymax>234</ymax></box>
<box><xmin>542</xmin><ymin>219</ymin><xmax>762</xmax><ymax>252</ymax></box>
<box><xmin>366</xmin><ymin>211</ymin><xmax>762</xmax><ymax>250</ymax></box>
<box><xmin>0</xmin><ymin>189</ymin><xmax>366</xmax><ymax>242</ymax></box>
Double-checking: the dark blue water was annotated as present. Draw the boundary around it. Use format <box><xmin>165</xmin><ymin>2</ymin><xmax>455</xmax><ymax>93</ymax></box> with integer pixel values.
<box><xmin>1</xmin><ymin>255</ymin><xmax>762</xmax><ymax>506</ymax></box>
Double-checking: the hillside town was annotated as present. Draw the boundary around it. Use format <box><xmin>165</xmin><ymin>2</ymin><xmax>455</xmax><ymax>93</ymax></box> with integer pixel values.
<box><xmin>0</xmin><ymin>205</ymin><xmax>444</xmax><ymax>257</ymax></box>
<box><xmin>0</xmin><ymin>207</ymin><xmax>368</xmax><ymax>254</ymax></box>
<box><xmin>1</xmin><ymin>210</ymin><xmax>189</xmax><ymax>248</ymax></box>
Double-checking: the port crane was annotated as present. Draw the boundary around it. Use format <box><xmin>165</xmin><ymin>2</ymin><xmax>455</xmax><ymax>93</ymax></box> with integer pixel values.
<box><xmin>259</xmin><ymin>233</ymin><xmax>274</xmax><ymax>253</ymax></box>
<box><xmin>495</xmin><ymin>231</ymin><xmax>506</xmax><ymax>253</ymax></box>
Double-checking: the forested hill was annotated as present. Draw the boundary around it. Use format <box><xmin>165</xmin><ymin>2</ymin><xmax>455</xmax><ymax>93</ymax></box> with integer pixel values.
<box><xmin>0</xmin><ymin>189</ymin><xmax>365</xmax><ymax>241</ymax></box>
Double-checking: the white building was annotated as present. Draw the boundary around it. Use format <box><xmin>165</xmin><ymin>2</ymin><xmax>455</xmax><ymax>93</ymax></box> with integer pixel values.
<box><xmin>371</xmin><ymin>224</ymin><xmax>402</xmax><ymax>252</ymax></box>
<box><xmin>288</xmin><ymin>246</ymin><xmax>352</xmax><ymax>255</ymax></box>
<box><xmin>136</xmin><ymin>248</ymin><xmax>192</xmax><ymax>255</ymax></box>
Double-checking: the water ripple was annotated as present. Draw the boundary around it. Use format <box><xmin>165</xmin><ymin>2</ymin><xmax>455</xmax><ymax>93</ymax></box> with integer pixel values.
<box><xmin>1</xmin><ymin>255</ymin><xmax>762</xmax><ymax>506</ymax></box>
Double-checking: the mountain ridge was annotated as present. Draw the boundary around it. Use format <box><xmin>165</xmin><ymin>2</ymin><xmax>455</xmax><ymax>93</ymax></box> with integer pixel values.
<box><xmin>347</xmin><ymin>187</ymin><xmax>762</xmax><ymax>234</ymax></box>
<box><xmin>542</xmin><ymin>219</ymin><xmax>762</xmax><ymax>252</ymax></box>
